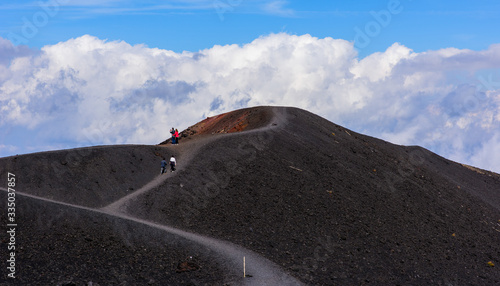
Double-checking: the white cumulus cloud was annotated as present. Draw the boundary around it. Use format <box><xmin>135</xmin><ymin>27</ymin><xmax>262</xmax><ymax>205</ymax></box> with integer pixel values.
<box><xmin>0</xmin><ymin>33</ymin><xmax>499</xmax><ymax>173</ymax></box>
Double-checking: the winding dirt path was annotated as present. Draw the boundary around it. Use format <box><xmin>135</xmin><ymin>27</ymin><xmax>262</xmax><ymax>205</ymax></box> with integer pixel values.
<box><xmin>1</xmin><ymin>107</ymin><xmax>303</xmax><ymax>285</ymax></box>
<box><xmin>0</xmin><ymin>187</ymin><xmax>302</xmax><ymax>285</ymax></box>
<box><xmin>101</xmin><ymin>131</ymin><xmax>222</xmax><ymax>213</ymax></box>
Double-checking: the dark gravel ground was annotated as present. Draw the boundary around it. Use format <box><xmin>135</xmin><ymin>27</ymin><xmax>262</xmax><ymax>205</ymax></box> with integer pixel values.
<box><xmin>1</xmin><ymin>106</ymin><xmax>499</xmax><ymax>285</ymax></box>
<box><xmin>0</xmin><ymin>191</ymin><xmax>233</xmax><ymax>286</ymax></box>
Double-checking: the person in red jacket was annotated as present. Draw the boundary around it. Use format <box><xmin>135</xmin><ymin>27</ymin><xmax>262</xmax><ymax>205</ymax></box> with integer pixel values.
<box><xmin>174</xmin><ymin>129</ymin><xmax>179</xmax><ymax>144</ymax></box>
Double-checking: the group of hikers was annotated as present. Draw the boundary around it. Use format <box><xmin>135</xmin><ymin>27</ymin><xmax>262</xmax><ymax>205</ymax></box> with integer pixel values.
<box><xmin>160</xmin><ymin>127</ymin><xmax>181</xmax><ymax>174</ymax></box>
<box><xmin>161</xmin><ymin>155</ymin><xmax>176</xmax><ymax>174</ymax></box>
<box><xmin>170</xmin><ymin>128</ymin><xmax>179</xmax><ymax>144</ymax></box>
<box><xmin>160</xmin><ymin>127</ymin><xmax>180</xmax><ymax>174</ymax></box>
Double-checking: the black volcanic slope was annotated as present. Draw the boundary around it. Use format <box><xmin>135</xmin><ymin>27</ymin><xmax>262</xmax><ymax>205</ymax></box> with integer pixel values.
<box><xmin>128</xmin><ymin>107</ymin><xmax>500</xmax><ymax>285</ymax></box>
<box><xmin>1</xmin><ymin>106</ymin><xmax>499</xmax><ymax>285</ymax></box>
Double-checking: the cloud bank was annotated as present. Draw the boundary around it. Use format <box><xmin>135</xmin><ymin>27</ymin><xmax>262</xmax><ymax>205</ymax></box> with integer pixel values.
<box><xmin>1</xmin><ymin>33</ymin><xmax>499</xmax><ymax>172</ymax></box>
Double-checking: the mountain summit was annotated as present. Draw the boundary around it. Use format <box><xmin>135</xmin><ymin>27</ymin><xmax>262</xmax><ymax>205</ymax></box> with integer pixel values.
<box><xmin>1</xmin><ymin>106</ymin><xmax>499</xmax><ymax>285</ymax></box>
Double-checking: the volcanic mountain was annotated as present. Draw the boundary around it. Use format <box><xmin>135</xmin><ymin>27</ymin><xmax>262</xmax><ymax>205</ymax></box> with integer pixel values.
<box><xmin>1</xmin><ymin>106</ymin><xmax>499</xmax><ymax>285</ymax></box>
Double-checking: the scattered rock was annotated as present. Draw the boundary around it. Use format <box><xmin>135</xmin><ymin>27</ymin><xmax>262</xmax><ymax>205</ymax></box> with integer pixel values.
<box><xmin>176</xmin><ymin>256</ymin><xmax>201</xmax><ymax>273</ymax></box>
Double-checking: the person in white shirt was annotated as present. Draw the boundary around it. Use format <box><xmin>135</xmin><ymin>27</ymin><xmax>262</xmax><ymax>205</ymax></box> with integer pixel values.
<box><xmin>170</xmin><ymin>155</ymin><xmax>177</xmax><ymax>172</ymax></box>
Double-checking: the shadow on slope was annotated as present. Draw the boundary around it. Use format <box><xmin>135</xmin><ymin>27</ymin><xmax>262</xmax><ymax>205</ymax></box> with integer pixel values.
<box><xmin>0</xmin><ymin>145</ymin><xmax>174</xmax><ymax>208</ymax></box>
<box><xmin>126</xmin><ymin>106</ymin><xmax>500</xmax><ymax>285</ymax></box>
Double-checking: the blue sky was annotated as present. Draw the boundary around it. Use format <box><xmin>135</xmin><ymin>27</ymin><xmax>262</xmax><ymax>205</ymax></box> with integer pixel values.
<box><xmin>1</xmin><ymin>0</ymin><xmax>500</xmax><ymax>173</ymax></box>
<box><xmin>3</xmin><ymin>0</ymin><xmax>500</xmax><ymax>57</ymax></box>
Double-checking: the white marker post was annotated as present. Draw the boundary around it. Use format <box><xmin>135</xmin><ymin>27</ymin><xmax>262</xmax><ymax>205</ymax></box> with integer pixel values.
<box><xmin>243</xmin><ymin>256</ymin><xmax>246</xmax><ymax>277</ymax></box>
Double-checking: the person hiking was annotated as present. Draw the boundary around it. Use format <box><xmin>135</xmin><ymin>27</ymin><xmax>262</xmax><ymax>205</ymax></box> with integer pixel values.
<box><xmin>170</xmin><ymin>155</ymin><xmax>177</xmax><ymax>172</ymax></box>
<box><xmin>174</xmin><ymin>129</ymin><xmax>179</xmax><ymax>145</ymax></box>
<box><xmin>170</xmin><ymin>127</ymin><xmax>175</xmax><ymax>144</ymax></box>
<box><xmin>160</xmin><ymin>157</ymin><xmax>167</xmax><ymax>174</ymax></box>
